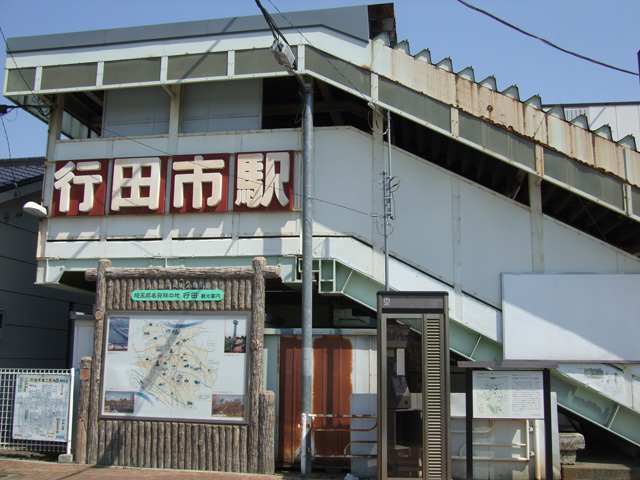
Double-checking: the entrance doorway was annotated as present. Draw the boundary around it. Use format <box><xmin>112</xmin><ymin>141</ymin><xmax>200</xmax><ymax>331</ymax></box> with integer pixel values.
<box><xmin>277</xmin><ymin>335</ymin><xmax>353</xmax><ymax>468</ymax></box>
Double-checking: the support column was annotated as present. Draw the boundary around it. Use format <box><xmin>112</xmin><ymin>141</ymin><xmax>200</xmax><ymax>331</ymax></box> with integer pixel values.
<box><xmin>248</xmin><ymin>257</ymin><xmax>266</xmax><ymax>472</ymax></box>
<box><xmin>87</xmin><ymin>258</ymin><xmax>111</xmax><ymax>464</ymax></box>
<box><xmin>301</xmin><ymin>82</ymin><xmax>314</xmax><ymax>477</ymax></box>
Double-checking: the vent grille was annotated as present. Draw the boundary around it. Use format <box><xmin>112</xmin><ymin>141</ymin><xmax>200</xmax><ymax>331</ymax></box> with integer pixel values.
<box><xmin>425</xmin><ymin>317</ymin><xmax>445</xmax><ymax>478</ymax></box>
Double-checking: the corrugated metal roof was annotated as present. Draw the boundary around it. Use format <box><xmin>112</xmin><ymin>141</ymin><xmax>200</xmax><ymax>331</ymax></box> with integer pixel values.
<box><xmin>0</xmin><ymin>157</ymin><xmax>44</xmax><ymax>192</ymax></box>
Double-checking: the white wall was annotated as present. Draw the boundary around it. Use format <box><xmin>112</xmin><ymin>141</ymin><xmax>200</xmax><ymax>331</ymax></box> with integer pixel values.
<box><xmin>503</xmin><ymin>273</ymin><xmax>640</xmax><ymax>362</ymax></box>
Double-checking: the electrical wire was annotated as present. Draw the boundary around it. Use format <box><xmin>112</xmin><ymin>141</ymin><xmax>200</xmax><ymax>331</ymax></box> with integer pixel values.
<box><xmin>255</xmin><ymin>0</ymin><xmax>291</xmax><ymax>46</ymax></box>
<box><xmin>456</xmin><ymin>0</ymin><xmax>639</xmax><ymax>77</ymax></box>
<box><xmin>0</xmin><ymin>117</ymin><xmax>12</xmax><ymax>161</ymax></box>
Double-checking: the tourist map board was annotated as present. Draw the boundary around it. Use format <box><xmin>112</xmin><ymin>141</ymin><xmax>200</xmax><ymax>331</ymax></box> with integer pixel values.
<box><xmin>473</xmin><ymin>371</ymin><xmax>544</xmax><ymax>419</ymax></box>
<box><xmin>13</xmin><ymin>374</ymin><xmax>71</xmax><ymax>442</ymax></box>
<box><xmin>102</xmin><ymin>313</ymin><xmax>248</xmax><ymax>422</ymax></box>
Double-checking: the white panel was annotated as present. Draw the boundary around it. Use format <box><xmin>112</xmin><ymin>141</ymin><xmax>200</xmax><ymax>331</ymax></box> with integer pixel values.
<box><xmin>461</xmin><ymin>183</ymin><xmax>533</xmax><ymax>306</ymax></box>
<box><xmin>48</xmin><ymin>217</ymin><xmax>101</xmax><ymax>240</ymax></box>
<box><xmin>181</xmin><ymin>79</ymin><xmax>261</xmax><ymax>134</ymax></box>
<box><xmin>105</xmin><ymin>215</ymin><xmax>162</xmax><ymax>239</ymax></box>
<box><xmin>171</xmin><ymin>213</ymin><xmax>233</xmax><ymax>238</ymax></box>
<box><xmin>236</xmin><ymin>212</ymin><xmax>299</xmax><ymax>237</ymax></box>
<box><xmin>543</xmin><ymin>217</ymin><xmax>630</xmax><ymax>272</ymax></box>
<box><xmin>176</xmin><ymin>129</ymin><xmax>301</xmax><ymax>154</ymax></box>
<box><xmin>111</xmin><ymin>136</ymin><xmax>170</xmax><ymax>158</ymax></box>
<box><xmin>352</xmin><ymin>335</ymin><xmax>376</xmax><ymax>394</ymax></box>
<box><xmin>103</xmin><ymin>87</ymin><xmax>170</xmax><ymax>137</ymax></box>
<box><xmin>313</xmin><ymin>129</ymin><xmax>374</xmax><ymax>240</ymax></box>
<box><xmin>55</xmin><ymin>139</ymin><xmax>111</xmax><ymax>160</ymax></box>
<box><xmin>503</xmin><ymin>274</ymin><xmax>640</xmax><ymax>361</ymax></box>
<box><xmin>390</xmin><ymin>151</ymin><xmax>455</xmax><ymax>283</ymax></box>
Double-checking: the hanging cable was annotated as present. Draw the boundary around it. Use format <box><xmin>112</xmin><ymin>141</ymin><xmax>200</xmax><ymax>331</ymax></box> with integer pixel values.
<box><xmin>456</xmin><ymin>0</ymin><xmax>639</xmax><ymax>77</ymax></box>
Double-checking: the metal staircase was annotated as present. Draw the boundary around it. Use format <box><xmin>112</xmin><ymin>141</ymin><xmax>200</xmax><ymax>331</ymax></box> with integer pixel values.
<box><xmin>287</xmin><ymin>256</ymin><xmax>640</xmax><ymax>448</ymax></box>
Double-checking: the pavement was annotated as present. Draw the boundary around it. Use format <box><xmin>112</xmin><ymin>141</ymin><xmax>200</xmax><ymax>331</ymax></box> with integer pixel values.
<box><xmin>0</xmin><ymin>457</ymin><xmax>345</xmax><ymax>480</ymax></box>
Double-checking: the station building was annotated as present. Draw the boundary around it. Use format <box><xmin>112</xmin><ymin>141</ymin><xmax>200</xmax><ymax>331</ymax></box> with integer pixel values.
<box><xmin>3</xmin><ymin>3</ymin><xmax>640</xmax><ymax>478</ymax></box>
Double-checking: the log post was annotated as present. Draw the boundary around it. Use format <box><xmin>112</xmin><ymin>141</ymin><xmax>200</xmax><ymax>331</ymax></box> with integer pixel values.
<box><xmin>86</xmin><ymin>258</ymin><xmax>111</xmax><ymax>464</ymax></box>
<box><xmin>248</xmin><ymin>257</ymin><xmax>266</xmax><ymax>472</ymax></box>
<box><xmin>258</xmin><ymin>390</ymin><xmax>276</xmax><ymax>474</ymax></box>
<box><xmin>75</xmin><ymin>357</ymin><xmax>92</xmax><ymax>464</ymax></box>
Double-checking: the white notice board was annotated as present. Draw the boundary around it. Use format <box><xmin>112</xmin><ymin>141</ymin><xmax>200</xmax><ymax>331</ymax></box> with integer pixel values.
<box><xmin>473</xmin><ymin>371</ymin><xmax>544</xmax><ymax>419</ymax></box>
<box><xmin>13</xmin><ymin>374</ymin><xmax>71</xmax><ymax>442</ymax></box>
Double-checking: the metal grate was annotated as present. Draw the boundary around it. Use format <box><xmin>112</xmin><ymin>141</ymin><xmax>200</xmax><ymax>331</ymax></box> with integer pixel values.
<box><xmin>0</xmin><ymin>369</ymin><xmax>73</xmax><ymax>454</ymax></box>
<box><xmin>425</xmin><ymin>318</ymin><xmax>443</xmax><ymax>477</ymax></box>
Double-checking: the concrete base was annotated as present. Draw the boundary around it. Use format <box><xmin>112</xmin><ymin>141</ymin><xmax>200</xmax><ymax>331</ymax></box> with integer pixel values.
<box><xmin>57</xmin><ymin>454</ymin><xmax>73</xmax><ymax>464</ymax></box>
<box><xmin>559</xmin><ymin>432</ymin><xmax>585</xmax><ymax>465</ymax></box>
<box><xmin>562</xmin><ymin>462</ymin><xmax>640</xmax><ymax>480</ymax></box>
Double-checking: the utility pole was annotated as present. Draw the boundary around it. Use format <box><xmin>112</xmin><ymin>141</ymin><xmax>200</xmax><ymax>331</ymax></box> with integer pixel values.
<box><xmin>383</xmin><ymin>110</ymin><xmax>393</xmax><ymax>290</ymax></box>
<box><xmin>300</xmin><ymin>82</ymin><xmax>314</xmax><ymax>476</ymax></box>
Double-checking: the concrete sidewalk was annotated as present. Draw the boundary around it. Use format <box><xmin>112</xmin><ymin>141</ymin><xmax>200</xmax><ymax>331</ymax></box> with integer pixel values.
<box><xmin>0</xmin><ymin>457</ymin><xmax>343</xmax><ymax>480</ymax></box>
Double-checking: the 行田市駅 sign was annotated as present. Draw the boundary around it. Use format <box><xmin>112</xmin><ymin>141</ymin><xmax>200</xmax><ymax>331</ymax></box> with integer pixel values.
<box><xmin>51</xmin><ymin>151</ymin><xmax>294</xmax><ymax>216</ymax></box>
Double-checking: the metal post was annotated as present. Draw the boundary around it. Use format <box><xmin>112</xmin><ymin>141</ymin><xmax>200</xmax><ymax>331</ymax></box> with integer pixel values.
<box><xmin>384</xmin><ymin>110</ymin><xmax>393</xmax><ymax>290</ymax></box>
<box><xmin>66</xmin><ymin>367</ymin><xmax>75</xmax><ymax>456</ymax></box>
<box><xmin>301</xmin><ymin>82</ymin><xmax>314</xmax><ymax>476</ymax></box>
<box><xmin>465</xmin><ymin>368</ymin><xmax>473</xmax><ymax>480</ymax></box>
<box><xmin>544</xmin><ymin>369</ymin><xmax>553</xmax><ymax>480</ymax></box>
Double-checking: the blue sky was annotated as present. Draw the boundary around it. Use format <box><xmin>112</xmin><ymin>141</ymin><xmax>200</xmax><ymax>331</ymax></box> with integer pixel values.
<box><xmin>1</xmin><ymin>0</ymin><xmax>639</xmax><ymax>159</ymax></box>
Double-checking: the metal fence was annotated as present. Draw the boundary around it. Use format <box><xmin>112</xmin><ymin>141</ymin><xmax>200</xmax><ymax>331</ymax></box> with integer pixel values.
<box><xmin>0</xmin><ymin>368</ymin><xmax>74</xmax><ymax>455</ymax></box>
<box><xmin>308</xmin><ymin>413</ymin><xmax>377</xmax><ymax>459</ymax></box>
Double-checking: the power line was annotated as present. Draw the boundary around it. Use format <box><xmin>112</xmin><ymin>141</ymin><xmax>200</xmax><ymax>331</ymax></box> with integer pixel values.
<box><xmin>456</xmin><ymin>0</ymin><xmax>639</xmax><ymax>77</ymax></box>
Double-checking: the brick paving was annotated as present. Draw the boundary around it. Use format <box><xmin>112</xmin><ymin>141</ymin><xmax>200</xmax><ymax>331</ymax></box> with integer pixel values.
<box><xmin>0</xmin><ymin>457</ymin><xmax>333</xmax><ymax>480</ymax></box>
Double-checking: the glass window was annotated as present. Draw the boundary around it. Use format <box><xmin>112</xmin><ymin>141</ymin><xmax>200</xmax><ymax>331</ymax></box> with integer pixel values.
<box><xmin>167</xmin><ymin>53</ymin><xmax>227</xmax><ymax>80</ymax></box>
<box><xmin>41</xmin><ymin>63</ymin><xmax>97</xmax><ymax>90</ymax></box>
<box><xmin>6</xmin><ymin>68</ymin><xmax>36</xmax><ymax>93</ymax></box>
<box><xmin>103</xmin><ymin>58</ymin><xmax>161</xmax><ymax>85</ymax></box>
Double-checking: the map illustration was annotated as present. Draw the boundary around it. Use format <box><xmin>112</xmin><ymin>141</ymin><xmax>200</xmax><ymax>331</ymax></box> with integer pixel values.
<box><xmin>13</xmin><ymin>374</ymin><xmax>70</xmax><ymax>442</ymax></box>
<box><xmin>103</xmin><ymin>314</ymin><xmax>248</xmax><ymax>421</ymax></box>
<box><xmin>473</xmin><ymin>371</ymin><xmax>544</xmax><ymax>419</ymax></box>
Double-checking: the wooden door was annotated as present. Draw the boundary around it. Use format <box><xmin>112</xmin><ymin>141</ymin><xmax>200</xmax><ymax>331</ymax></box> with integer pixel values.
<box><xmin>277</xmin><ymin>335</ymin><xmax>353</xmax><ymax>468</ymax></box>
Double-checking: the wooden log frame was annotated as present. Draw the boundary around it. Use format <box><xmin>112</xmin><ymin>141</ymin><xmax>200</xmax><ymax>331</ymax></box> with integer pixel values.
<box><xmin>82</xmin><ymin>257</ymin><xmax>279</xmax><ymax>473</ymax></box>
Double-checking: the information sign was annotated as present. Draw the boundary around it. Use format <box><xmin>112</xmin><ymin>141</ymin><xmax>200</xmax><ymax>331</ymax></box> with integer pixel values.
<box><xmin>103</xmin><ymin>313</ymin><xmax>248</xmax><ymax>422</ymax></box>
<box><xmin>13</xmin><ymin>374</ymin><xmax>71</xmax><ymax>442</ymax></box>
<box><xmin>473</xmin><ymin>370</ymin><xmax>544</xmax><ymax>419</ymax></box>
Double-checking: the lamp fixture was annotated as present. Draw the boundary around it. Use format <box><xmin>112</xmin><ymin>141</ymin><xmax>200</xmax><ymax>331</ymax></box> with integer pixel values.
<box><xmin>23</xmin><ymin>201</ymin><xmax>48</xmax><ymax>218</ymax></box>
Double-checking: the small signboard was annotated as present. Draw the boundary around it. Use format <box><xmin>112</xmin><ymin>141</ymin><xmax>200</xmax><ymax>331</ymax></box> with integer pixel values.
<box><xmin>13</xmin><ymin>374</ymin><xmax>71</xmax><ymax>442</ymax></box>
<box><xmin>473</xmin><ymin>370</ymin><xmax>544</xmax><ymax>419</ymax></box>
<box><xmin>131</xmin><ymin>289</ymin><xmax>224</xmax><ymax>301</ymax></box>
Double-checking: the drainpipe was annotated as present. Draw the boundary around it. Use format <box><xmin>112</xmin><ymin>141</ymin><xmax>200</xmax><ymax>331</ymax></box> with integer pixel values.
<box><xmin>300</xmin><ymin>82</ymin><xmax>314</xmax><ymax>476</ymax></box>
